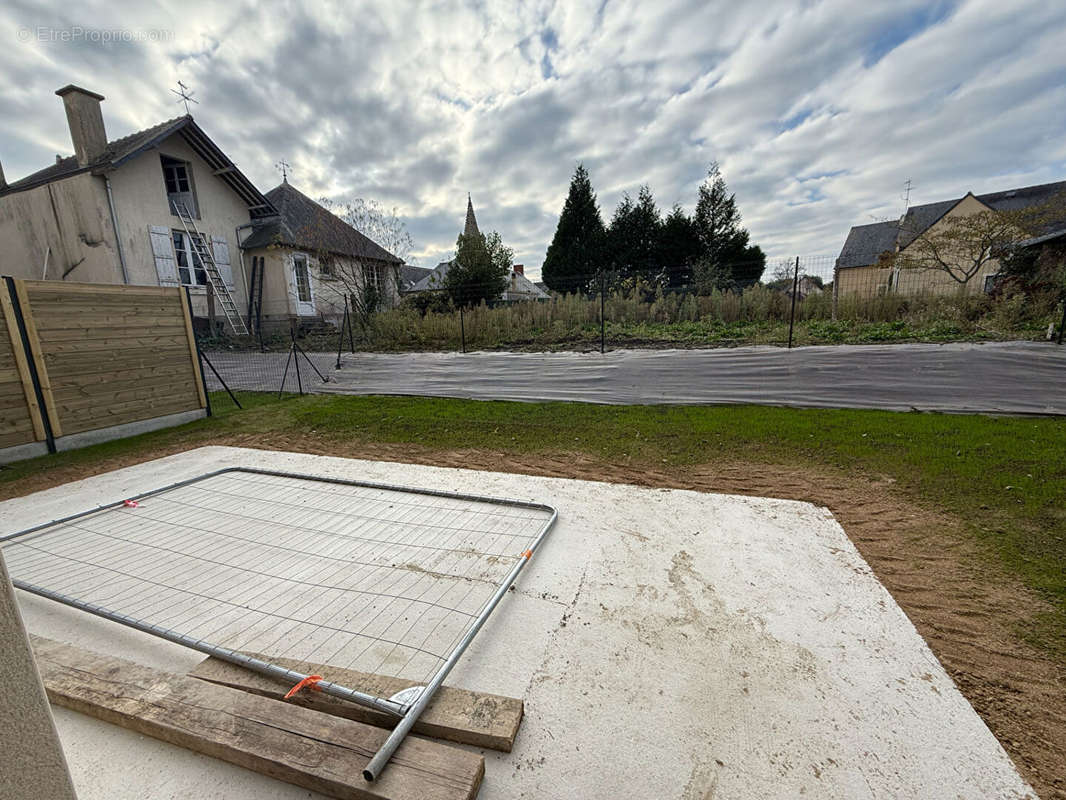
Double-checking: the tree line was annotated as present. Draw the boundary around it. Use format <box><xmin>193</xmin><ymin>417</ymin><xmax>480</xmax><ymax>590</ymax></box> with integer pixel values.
<box><xmin>542</xmin><ymin>163</ymin><xmax>766</xmax><ymax>295</ymax></box>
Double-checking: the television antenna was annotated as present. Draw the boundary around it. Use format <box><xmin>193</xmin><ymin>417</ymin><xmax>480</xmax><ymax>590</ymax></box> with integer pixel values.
<box><xmin>171</xmin><ymin>81</ymin><xmax>199</xmax><ymax>115</ymax></box>
<box><xmin>901</xmin><ymin>179</ymin><xmax>913</xmax><ymax>208</ymax></box>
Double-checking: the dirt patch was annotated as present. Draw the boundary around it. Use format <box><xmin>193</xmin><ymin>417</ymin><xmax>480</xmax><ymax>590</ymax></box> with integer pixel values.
<box><xmin>2</xmin><ymin>435</ymin><xmax>1063</xmax><ymax>798</ymax></box>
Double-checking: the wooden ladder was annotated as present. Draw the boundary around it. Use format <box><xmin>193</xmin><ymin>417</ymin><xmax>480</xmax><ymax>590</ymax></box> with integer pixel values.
<box><xmin>172</xmin><ymin>201</ymin><xmax>248</xmax><ymax>335</ymax></box>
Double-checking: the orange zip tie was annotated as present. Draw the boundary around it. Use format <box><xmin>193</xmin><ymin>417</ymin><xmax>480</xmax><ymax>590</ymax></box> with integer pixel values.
<box><xmin>521</xmin><ymin>549</ymin><xmax>533</xmax><ymax>560</ymax></box>
<box><xmin>284</xmin><ymin>674</ymin><xmax>323</xmax><ymax>699</ymax></box>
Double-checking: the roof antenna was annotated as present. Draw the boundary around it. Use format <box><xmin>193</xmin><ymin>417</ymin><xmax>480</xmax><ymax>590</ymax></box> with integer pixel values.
<box><xmin>171</xmin><ymin>81</ymin><xmax>199</xmax><ymax>115</ymax></box>
<box><xmin>275</xmin><ymin>159</ymin><xmax>291</xmax><ymax>183</ymax></box>
<box><xmin>901</xmin><ymin>178</ymin><xmax>913</xmax><ymax>209</ymax></box>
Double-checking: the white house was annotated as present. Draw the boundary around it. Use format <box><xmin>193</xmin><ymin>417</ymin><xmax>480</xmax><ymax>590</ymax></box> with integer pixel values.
<box><xmin>239</xmin><ymin>180</ymin><xmax>404</xmax><ymax>330</ymax></box>
<box><xmin>0</xmin><ymin>85</ymin><xmax>274</xmax><ymax>328</ymax></box>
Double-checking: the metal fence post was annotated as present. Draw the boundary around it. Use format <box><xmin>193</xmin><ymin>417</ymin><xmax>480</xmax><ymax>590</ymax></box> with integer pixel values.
<box><xmin>336</xmin><ymin>302</ymin><xmax>347</xmax><ymax>370</ymax></box>
<box><xmin>459</xmin><ymin>305</ymin><xmax>466</xmax><ymax>353</ymax></box>
<box><xmin>600</xmin><ymin>270</ymin><xmax>606</xmax><ymax>354</ymax></box>
<box><xmin>292</xmin><ymin>322</ymin><xmax>303</xmax><ymax>394</ymax></box>
<box><xmin>787</xmin><ymin>255</ymin><xmax>800</xmax><ymax>349</ymax></box>
<box><xmin>347</xmin><ymin>295</ymin><xmax>355</xmax><ymax>353</ymax></box>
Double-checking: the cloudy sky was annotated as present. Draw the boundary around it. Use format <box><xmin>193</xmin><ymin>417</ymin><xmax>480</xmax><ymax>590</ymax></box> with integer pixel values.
<box><xmin>3</xmin><ymin>0</ymin><xmax>1065</xmax><ymax>279</ymax></box>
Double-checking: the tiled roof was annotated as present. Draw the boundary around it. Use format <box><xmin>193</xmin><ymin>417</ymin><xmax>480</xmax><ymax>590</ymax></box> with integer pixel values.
<box><xmin>399</xmin><ymin>264</ymin><xmax>432</xmax><ymax>289</ymax></box>
<box><xmin>836</xmin><ymin>220</ymin><xmax>899</xmax><ymax>269</ymax></box>
<box><xmin>837</xmin><ymin>179</ymin><xmax>1066</xmax><ymax>269</ymax></box>
<box><xmin>409</xmin><ymin>261</ymin><xmax>452</xmax><ymax>292</ymax></box>
<box><xmin>1</xmin><ymin>115</ymin><xmax>274</xmax><ymax>217</ymax></box>
<box><xmin>1</xmin><ymin>116</ymin><xmax>188</xmax><ymax>194</ymax></box>
<box><xmin>241</xmin><ymin>182</ymin><xmax>401</xmax><ymax>263</ymax></box>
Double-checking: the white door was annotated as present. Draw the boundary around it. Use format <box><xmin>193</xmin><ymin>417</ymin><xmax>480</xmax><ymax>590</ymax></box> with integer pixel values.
<box><xmin>291</xmin><ymin>254</ymin><xmax>316</xmax><ymax>316</ymax></box>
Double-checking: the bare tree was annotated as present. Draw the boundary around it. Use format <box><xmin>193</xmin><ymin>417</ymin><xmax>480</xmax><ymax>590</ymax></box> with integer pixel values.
<box><xmin>896</xmin><ymin>196</ymin><xmax>1065</xmax><ymax>286</ymax></box>
<box><xmin>316</xmin><ymin>197</ymin><xmax>416</xmax><ymax>338</ymax></box>
<box><xmin>327</xmin><ymin>198</ymin><xmax>414</xmax><ymax>265</ymax></box>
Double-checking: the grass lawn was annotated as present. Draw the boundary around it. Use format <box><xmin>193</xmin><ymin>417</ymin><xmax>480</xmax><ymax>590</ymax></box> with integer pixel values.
<box><xmin>2</xmin><ymin>392</ymin><xmax>1064</xmax><ymax>654</ymax></box>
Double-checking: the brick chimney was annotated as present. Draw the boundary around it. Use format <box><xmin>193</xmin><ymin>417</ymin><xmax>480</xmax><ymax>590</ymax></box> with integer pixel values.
<box><xmin>513</xmin><ymin>264</ymin><xmax>524</xmax><ymax>275</ymax></box>
<box><xmin>55</xmin><ymin>85</ymin><xmax>107</xmax><ymax>167</ymax></box>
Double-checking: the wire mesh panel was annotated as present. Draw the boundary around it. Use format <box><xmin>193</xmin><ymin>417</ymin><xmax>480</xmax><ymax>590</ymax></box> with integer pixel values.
<box><xmin>2</xmin><ymin>467</ymin><xmax>557</xmax><ymax>779</ymax></box>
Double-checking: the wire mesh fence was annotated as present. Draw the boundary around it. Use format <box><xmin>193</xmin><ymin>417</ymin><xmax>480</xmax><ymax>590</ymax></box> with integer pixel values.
<box><xmin>1</xmin><ymin>467</ymin><xmax>558</xmax><ymax>779</ymax></box>
<box><xmin>192</xmin><ymin>253</ymin><xmax>1065</xmax><ymax>412</ymax></box>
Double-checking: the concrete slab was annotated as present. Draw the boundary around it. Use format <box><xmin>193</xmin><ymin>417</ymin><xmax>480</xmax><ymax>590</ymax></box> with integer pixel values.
<box><xmin>1</xmin><ymin>447</ymin><xmax>1035</xmax><ymax>799</ymax></box>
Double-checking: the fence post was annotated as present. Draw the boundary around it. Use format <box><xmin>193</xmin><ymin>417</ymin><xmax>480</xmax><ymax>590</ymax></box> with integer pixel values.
<box><xmin>4</xmin><ymin>277</ymin><xmax>57</xmax><ymax>452</ymax></box>
<box><xmin>787</xmin><ymin>256</ymin><xmax>800</xmax><ymax>349</ymax></box>
<box><xmin>600</xmin><ymin>270</ymin><xmax>606</xmax><ymax>354</ymax></box>
<box><xmin>831</xmin><ymin>260</ymin><xmax>839</xmax><ymax>322</ymax></box>
<box><xmin>1058</xmin><ymin>295</ymin><xmax>1065</xmax><ymax>345</ymax></box>
<box><xmin>459</xmin><ymin>305</ymin><xmax>466</xmax><ymax>354</ymax></box>
<box><xmin>183</xmin><ymin>286</ymin><xmax>211</xmax><ymax>417</ymax></box>
<box><xmin>336</xmin><ymin>301</ymin><xmax>347</xmax><ymax>370</ymax></box>
<box><xmin>292</xmin><ymin>322</ymin><xmax>303</xmax><ymax>394</ymax></box>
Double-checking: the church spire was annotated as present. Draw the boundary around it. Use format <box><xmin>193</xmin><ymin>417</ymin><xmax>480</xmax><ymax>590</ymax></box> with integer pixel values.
<box><xmin>464</xmin><ymin>193</ymin><xmax>480</xmax><ymax>238</ymax></box>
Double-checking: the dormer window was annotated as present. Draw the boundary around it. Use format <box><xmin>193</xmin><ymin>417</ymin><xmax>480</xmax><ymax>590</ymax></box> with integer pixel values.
<box><xmin>161</xmin><ymin>155</ymin><xmax>198</xmax><ymax>218</ymax></box>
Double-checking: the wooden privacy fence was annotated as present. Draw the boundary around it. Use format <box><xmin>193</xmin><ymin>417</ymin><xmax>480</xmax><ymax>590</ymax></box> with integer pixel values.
<box><xmin>0</xmin><ymin>278</ymin><xmax>206</xmax><ymax>462</ymax></box>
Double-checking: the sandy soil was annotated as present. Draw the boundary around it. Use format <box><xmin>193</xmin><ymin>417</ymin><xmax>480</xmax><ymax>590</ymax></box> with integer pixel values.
<box><xmin>3</xmin><ymin>435</ymin><xmax>1063</xmax><ymax>799</ymax></box>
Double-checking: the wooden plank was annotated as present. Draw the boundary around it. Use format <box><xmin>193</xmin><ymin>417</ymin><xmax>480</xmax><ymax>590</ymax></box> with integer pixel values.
<box><xmin>53</xmin><ymin>373</ymin><xmax>195</xmax><ymax>400</ymax></box>
<box><xmin>180</xmin><ymin>288</ymin><xmax>207</xmax><ymax>409</ymax></box>
<box><xmin>0</xmin><ymin>287</ymin><xmax>46</xmax><ymax>442</ymax></box>
<box><xmin>35</xmin><ymin>335</ymin><xmax>192</xmax><ymax>354</ymax></box>
<box><xmin>51</xmin><ymin>362</ymin><xmax>195</xmax><ymax>389</ymax></box>
<box><xmin>23</xmin><ymin>280</ymin><xmax>177</xmax><ymax>297</ymax></box>
<box><xmin>191</xmin><ymin>655</ymin><xmax>524</xmax><ymax>752</ymax></box>
<box><xmin>58</xmin><ymin>395</ymin><xmax>199</xmax><ymax>435</ymax></box>
<box><xmin>27</xmin><ymin>298</ymin><xmax>182</xmax><ymax>313</ymax></box>
<box><xmin>31</xmin><ymin>637</ymin><xmax>484</xmax><ymax>800</ymax></box>
<box><xmin>10</xmin><ymin>279</ymin><xmax>59</xmax><ymax>437</ymax></box>
<box><xmin>53</xmin><ymin>377</ymin><xmax>196</xmax><ymax>408</ymax></box>
<box><xmin>32</xmin><ymin>314</ymin><xmax>189</xmax><ymax>330</ymax></box>
<box><xmin>34</xmin><ymin>326</ymin><xmax>190</xmax><ymax>344</ymax></box>
<box><xmin>43</xmin><ymin>345</ymin><xmax>193</xmax><ymax>373</ymax></box>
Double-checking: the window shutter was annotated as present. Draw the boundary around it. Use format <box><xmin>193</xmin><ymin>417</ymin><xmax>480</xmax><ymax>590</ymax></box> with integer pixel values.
<box><xmin>148</xmin><ymin>225</ymin><xmax>179</xmax><ymax>286</ymax></box>
<box><xmin>211</xmin><ymin>235</ymin><xmax>235</xmax><ymax>290</ymax></box>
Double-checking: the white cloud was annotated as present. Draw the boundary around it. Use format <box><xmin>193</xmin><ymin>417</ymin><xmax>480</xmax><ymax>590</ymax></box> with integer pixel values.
<box><xmin>1</xmin><ymin>0</ymin><xmax>1065</xmax><ymax>279</ymax></box>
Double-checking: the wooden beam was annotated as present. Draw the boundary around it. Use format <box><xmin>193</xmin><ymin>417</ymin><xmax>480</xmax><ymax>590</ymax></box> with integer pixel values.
<box><xmin>31</xmin><ymin>636</ymin><xmax>484</xmax><ymax>800</ymax></box>
<box><xmin>180</xmin><ymin>288</ymin><xmax>207</xmax><ymax>409</ymax></box>
<box><xmin>191</xmin><ymin>654</ymin><xmax>524</xmax><ymax>752</ymax></box>
<box><xmin>0</xmin><ymin>286</ymin><xmax>46</xmax><ymax>441</ymax></box>
<box><xmin>11</xmin><ymin>279</ymin><xmax>62</xmax><ymax>437</ymax></box>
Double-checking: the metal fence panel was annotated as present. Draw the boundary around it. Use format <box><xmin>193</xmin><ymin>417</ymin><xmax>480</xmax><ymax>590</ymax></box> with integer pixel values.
<box><xmin>1</xmin><ymin>466</ymin><xmax>557</xmax><ymax>780</ymax></box>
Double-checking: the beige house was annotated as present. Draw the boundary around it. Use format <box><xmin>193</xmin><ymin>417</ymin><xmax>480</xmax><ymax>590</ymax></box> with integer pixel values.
<box><xmin>0</xmin><ymin>85</ymin><xmax>274</xmax><ymax>327</ymax></box>
<box><xmin>239</xmin><ymin>180</ymin><xmax>403</xmax><ymax>331</ymax></box>
<box><xmin>835</xmin><ymin>180</ymin><xmax>1066</xmax><ymax>297</ymax></box>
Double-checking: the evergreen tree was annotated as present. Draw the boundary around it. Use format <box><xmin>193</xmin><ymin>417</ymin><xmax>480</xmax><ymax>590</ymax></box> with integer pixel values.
<box><xmin>659</xmin><ymin>205</ymin><xmax>701</xmax><ymax>287</ymax></box>
<box><xmin>606</xmin><ymin>186</ymin><xmax>663</xmax><ymax>283</ymax></box>
<box><xmin>692</xmin><ymin>162</ymin><xmax>765</xmax><ymax>287</ymax></box>
<box><xmin>445</xmin><ymin>229</ymin><xmax>512</xmax><ymax>307</ymax></box>
<box><xmin>542</xmin><ymin>164</ymin><xmax>606</xmax><ymax>293</ymax></box>
<box><xmin>606</xmin><ymin>192</ymin><xmax>636</xmax><ymax>277</ymax></box>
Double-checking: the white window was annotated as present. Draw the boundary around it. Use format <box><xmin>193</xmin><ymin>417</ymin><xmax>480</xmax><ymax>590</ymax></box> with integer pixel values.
<box><xmin>172</xmin><ymin>230</ymin><xmax>208</xmax><ymax>286</ymax></box>
<box><xmin>365</xmin><ymin>263</ymin><xmax>385</xmax><ymax>295</ymax></box>
<box><xmin>161</xmin><ymin>156</ymin><xmax>198</xmax><ymax>217</ymax></box>
<box><xmin>293</xmin><ymin>254</ymin><xmax>312</xmax><ymax>302</ymax></box>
